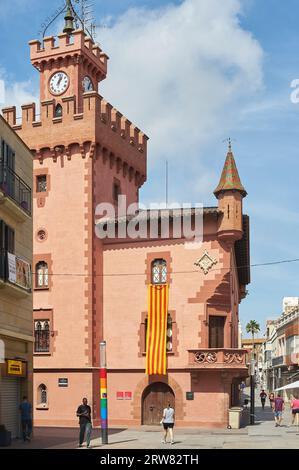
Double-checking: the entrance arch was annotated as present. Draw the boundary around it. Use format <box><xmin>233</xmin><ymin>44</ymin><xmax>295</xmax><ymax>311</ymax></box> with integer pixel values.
<box><xmin>142</xmin><ymin>382</ymin><xmax>175</xmax><ymax>425</ymax></box>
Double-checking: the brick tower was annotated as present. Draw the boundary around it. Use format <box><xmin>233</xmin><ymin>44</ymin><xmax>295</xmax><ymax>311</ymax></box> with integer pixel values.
<box><xmin>2</xmin><ymin>24</ymin><xmax>147</xmax><ymax>425</ymax></box>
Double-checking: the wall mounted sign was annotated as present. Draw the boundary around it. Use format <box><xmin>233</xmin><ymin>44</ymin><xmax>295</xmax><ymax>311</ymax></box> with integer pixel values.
<box><xmin>117</xmin><ymin>392</ymin><xmax>124</xmax><ymax>400</ymax></box>
<box><xmin>124</xmin><ymin>392</ymin><xmax>132</xmax><ymax>400</ymax></box>
<box><xmin>7</xmin><ymin>360</ymin><xmax>24</xmax><ymax>376</ymax></box>
<box><xmin>58</xmin><ymin>378</ymin><xmax>68</xmax><ymax>387</ymax></box>
<box><xmin>186</xmin><ymin>392</ymin><xmax>194</xmax><ymax>401</ymax></box>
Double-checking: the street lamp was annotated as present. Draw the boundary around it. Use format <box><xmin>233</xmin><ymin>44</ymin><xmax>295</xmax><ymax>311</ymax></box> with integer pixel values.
<box><xmin>250</xmin><ymin>358</ymin><xmax>255</xmax><ymax>425</ymax></box>
<box><xmin>100</xmin><ymin>341</ymin><xmax>108</xmax><ymax>445</ymax></box>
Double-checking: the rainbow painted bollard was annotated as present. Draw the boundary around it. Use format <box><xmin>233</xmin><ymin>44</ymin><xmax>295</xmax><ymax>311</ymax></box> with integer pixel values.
<box><xmin>100</xmin><ymin>341</ymin><xmax>108</xmax><ymax>445</ymax></box>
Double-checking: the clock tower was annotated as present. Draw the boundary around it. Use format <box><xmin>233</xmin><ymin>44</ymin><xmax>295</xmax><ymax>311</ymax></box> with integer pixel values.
<box><xmin>30</xmin><ymin>29</ymin><xmax>108</xmax><ymax>114</ymax></box>
<box><xmin>2</xmin><ymin>13</ymin><xmax>147</xmax><ymax>426</ymax></box>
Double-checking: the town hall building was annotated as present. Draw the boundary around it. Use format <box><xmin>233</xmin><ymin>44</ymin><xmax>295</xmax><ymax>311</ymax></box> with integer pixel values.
<box><xmin>2</xmin><ymin>3</ymin><xmax>250</xmax><ymax>428</ymax></box>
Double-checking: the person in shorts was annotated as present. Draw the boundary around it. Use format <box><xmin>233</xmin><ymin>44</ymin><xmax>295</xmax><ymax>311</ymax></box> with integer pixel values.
<box><xmin>161</xmin><ymin>403</ymin><xmax>175</xmax><ymax>444</ymax></box>
<box><xmin>290</xmin><ymin>395</ymin><xmax>299</xmax><ymax>426</ymax></box>
<box><xmin>273</xmin><ymin>394</ymin><xmax>284</xmax><ymax>427</ymax></box>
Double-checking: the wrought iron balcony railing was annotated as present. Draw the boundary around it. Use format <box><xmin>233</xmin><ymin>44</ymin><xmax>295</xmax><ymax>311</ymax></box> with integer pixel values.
<box><xmin>0</xmin><ymin>165</ymin><xmax>32</xmax><ymax>215</ymax></box>
<box><xmin>188</xmin><ymin>348</ymin><xmax>247</xmax><ymax>369</ymax></box>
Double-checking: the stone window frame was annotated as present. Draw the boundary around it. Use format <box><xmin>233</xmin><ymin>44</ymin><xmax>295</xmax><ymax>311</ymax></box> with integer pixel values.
<box><xmin>33</xmin><ymin>309</ymin><xmax>54</xmax><ymax>357</ymax></box>
<box><xmin>33</xmin><ymin>254</ymin><xmax>53</xmax><ymax>291</ymax></box>
<box><xmin>138</xmin><ymin>310</ymin><xmax>178</xmax><ymax>357</ymax></box>
<box><xmin>36</xmin><ymin>383</ymin><xmax>49</xmax><ymax>410</ymax></box>
<box><xmin>145</xmin><ymin>251</ymin><xmax>172</xmax><ymax>285</ymax></box>
<box><xmin>34</xmin><ymin>168</ymin><xmax>51</xmax><ymax>208</ymax></box>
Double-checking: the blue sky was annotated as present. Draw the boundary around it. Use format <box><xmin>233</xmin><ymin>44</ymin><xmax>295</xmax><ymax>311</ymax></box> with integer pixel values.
<box><xmin>1</xmin><ymin>0</ymin><xmax>299</xmax><ymax>337</ymax></box>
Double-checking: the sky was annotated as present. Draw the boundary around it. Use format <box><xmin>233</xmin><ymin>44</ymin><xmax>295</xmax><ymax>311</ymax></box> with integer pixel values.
<box><xmin>0</xmin><ymin>0</ymin><xmax>299</xmax><ymax>337</ymax></box>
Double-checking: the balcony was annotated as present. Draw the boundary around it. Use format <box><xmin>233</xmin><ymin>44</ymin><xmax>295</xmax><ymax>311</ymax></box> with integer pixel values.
<box><xmin>188</xmin><ymin>348</ymin><xmax>248</xmax><ymax>370</ymax></box>
<box><xmin>0</xmin><ymin>249</ymin><xmax>32</xmax><ymax>298</ymax></box>
<box><xmin>272</xmin><ymin>356</ymin><xmax>285</xmax><ymax>367</ymax></box>
<box><xmin>0</xmin><ymin>166</ymin><xmax>32</xmax><ymax>221</ymax></box>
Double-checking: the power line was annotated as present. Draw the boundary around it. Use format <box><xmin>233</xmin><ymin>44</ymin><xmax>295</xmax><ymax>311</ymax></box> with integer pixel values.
<box><xmin>30</xmin><ymin>256</ymin><xmax>299</xmax><ymax>278</ymax></box>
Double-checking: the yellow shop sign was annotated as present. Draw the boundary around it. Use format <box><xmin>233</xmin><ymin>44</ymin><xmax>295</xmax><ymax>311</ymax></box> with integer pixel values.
<box><xmin>7</xmin><ymin>360</ymin><xmax>23</xmax><ymax>376</ymax></box>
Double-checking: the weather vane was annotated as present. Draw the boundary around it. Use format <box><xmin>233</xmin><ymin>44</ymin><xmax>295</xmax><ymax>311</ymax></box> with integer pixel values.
<box><xmin>222</xmin><ymin>137</ymin><xmax>236</xmax><ymax>152</ymax></box>
<box><xmin>39</xmin><ymin>0</ymin><xmax>97</xmax><ymax>41</ymax></box>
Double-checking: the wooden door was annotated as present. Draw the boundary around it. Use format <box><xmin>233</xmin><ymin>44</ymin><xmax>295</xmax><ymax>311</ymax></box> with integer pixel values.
<box><xmin>209</xmin><ymin>316</ymin><xmax>225</xmax><ymax>348</ymax></box>
<box><xmin>142</xmin><ymin>383</ymin><xmax>175</xmax><ymax>425</ymax></box>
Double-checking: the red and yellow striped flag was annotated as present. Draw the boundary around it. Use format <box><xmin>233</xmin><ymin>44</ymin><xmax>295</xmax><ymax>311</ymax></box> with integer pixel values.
<box><xmin>146</xmin><ymin>284</ymin><xmax>169</xmax><ymax>375</ymax></box>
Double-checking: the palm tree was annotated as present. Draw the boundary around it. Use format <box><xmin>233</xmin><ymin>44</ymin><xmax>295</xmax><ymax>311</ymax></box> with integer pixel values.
<box><xmin>246</xmin><ymin>320</ymin><xmax>260</xmax><ymax>361</ymax></box>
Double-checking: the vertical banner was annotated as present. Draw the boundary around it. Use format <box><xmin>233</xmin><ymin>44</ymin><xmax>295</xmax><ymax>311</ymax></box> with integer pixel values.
<box><xmin>146</xmin><ymin>284</ymin><xmax>169</xmax><ymax>375</ymax></box>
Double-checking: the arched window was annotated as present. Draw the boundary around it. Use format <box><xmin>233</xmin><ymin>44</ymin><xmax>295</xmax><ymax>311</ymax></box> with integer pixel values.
<box><xmin>36</xmin><ymin>262</ymin><xmax>48</xmax><ymax>288</ymax></box>
<box><xmin>34</xmin><ymin>320</ymin><xmax>50</xmax><ymax>353</ymax></box>
<box><xmin>151</xmin><ymin>259</ymin><xmax>167</xmax><ymax>285</ymax></box>
<box><xmin>38</xmin><ymin>384</ymin><xmax>48</xmax><ymax>405</ymax></box>
<box><xmin>54</xmin><ymin>104</ymin><xmax>62</xmax><ymax>118</ymax></box>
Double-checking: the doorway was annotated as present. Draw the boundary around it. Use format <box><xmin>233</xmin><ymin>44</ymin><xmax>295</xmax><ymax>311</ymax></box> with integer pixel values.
<box><xmin>142</xmin><ymin>382</ymin><xmax>175</xmax><ymax>425</ymax></box>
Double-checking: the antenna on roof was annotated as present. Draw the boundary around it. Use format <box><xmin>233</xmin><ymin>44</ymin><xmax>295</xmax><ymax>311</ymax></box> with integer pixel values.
<box><xmin>73</xmin><ymin>0</ymin><xmax>96</xmax><ymax>40</ymax></box>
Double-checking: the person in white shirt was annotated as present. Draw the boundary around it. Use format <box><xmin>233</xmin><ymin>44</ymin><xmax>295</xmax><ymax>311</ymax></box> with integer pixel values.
<box><xmin>161</xmin><ymin>403</ymin><xmax>175</xmax><ymax>444</ymax></box>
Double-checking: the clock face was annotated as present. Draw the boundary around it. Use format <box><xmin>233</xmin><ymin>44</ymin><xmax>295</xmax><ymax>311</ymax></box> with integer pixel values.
<box><xmin>49</xmin><ymin>72</ymin><xmax>69</xmax><ymax>96</ymax></box>
<box><xmin>83</xmin><ymin>76</ymin><xmax>94</xmax><ymax>92</ymax></box>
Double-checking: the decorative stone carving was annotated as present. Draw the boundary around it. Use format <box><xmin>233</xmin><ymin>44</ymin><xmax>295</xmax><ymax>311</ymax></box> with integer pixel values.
<box><xmin>194</xmin><ymin>351</ymin><xmax>217</xmax><ymax>364</ymax></box>
<box><xmin>224</xmin><ymin>353</ymin><xmax>244</xmax><ymax>364</ymax></box>
<box><xmin>194</xmin><ymin>251</ymin><xmax>217</xmax><ymax>275</ymax></box>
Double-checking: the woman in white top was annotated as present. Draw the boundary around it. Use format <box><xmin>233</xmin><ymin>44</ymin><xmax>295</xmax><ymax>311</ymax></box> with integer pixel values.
<box><xmin>161</xmin><ymin>403</ymin><xmax>175</xmax><ymax>444</ymax></box>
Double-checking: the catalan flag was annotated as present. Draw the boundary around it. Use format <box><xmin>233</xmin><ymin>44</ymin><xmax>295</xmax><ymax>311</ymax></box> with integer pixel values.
<box><xmin>146</xmin><ymin>284</ymin><xmax>169</xmax><ymax>375</ymax></box>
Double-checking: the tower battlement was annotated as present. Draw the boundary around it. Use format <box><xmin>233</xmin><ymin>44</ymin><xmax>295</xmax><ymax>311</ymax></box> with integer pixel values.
<box><xmin>29</xmin><ymin>30</ymin><xmax>108</xmax><ymax>81</ymax></box>
<box><xmin>2</xmin><ymin>92</ymin><xmax>148</xmax><ymax>180</ymax></box>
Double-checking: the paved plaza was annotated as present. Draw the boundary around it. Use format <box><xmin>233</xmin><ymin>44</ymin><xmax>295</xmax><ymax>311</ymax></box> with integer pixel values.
<box><xmin>7</xmin><ymin>396</ymin><xmax>299</xmax><ymax>450</ymax></box>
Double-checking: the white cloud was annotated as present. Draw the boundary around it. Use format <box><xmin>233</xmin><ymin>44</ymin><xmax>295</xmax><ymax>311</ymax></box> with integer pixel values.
<box><xmin>0</xmin><ymin>68</ymin><xmax>38</xmax><ymax>118</ymax></box>
<box><xmin>98</xmin><ymin>0</ymin><xmax>264</xmax><ymax>200</ymax></box>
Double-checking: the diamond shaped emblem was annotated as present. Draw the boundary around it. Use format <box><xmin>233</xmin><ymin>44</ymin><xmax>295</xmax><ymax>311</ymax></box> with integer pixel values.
<box><xmin>195</xmin><ymin>251</ymin><xmax>217</xmax><ymax>275</ymax></box>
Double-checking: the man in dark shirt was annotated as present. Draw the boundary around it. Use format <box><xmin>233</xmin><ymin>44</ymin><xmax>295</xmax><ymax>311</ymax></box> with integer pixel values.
<box><xmin>273</xmin><ymin>394</ymin><xmax>284</xmax><ymax>427</ymax></box>
<box><xmin>260</xmin><ymin>390</ymin><xmax>267</xmax><ymax>410</ymax></box>
<box><xmin>76</xmin><ymin>398</ymin><xmax>92</xmax><ymax>448</ymax></box>
<box><xmin>19</xmin><ymin>396</ymin><xmax>32</xmax><ymax>442</ymax></box>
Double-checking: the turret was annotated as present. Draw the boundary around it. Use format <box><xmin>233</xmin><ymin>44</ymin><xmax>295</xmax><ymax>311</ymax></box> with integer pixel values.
<box><xmin>214</xmin><ymin>140</ymin><xmax>247</xmax><ymax>244</ymax></box>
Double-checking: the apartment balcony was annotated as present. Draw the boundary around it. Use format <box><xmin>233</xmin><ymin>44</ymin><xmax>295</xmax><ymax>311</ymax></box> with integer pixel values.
<box><xmin>0</xmin><ymin>249</ymin><xmax>32</xmax><ymax>298</ymax></box>
<box><xmin>0</xmin><ymin>166</ymin><xmax>32</xmax><ymax>221</ymax></box>
<box><xmin>188</xmin><ymin>348</ymin><xmax>248</xmax><ymax>370</ymax></box>
<box><xmin>272</xmin><ymin>356</ymin><xmax>285</xmax><ymax>367</ymax></box>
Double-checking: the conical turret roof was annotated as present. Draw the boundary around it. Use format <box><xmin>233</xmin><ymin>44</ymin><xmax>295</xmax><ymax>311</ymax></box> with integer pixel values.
<box><xmin>214</xmin><ymin>144</ymin><xmax>247</xmax><ymax>198</ymax></box>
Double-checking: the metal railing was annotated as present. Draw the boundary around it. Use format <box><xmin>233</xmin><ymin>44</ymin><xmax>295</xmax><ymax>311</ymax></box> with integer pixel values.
<box><xmin>0</xmin><ymin>166</ymin><xmax>32</xmax><ymax>215</ymax></box>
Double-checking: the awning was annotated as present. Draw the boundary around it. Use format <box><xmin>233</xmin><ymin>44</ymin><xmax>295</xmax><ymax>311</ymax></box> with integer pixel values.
<box><xmin>275</xmin><ymin>380</ymin><xmax>299</xmax><ymax>391</ymax></box>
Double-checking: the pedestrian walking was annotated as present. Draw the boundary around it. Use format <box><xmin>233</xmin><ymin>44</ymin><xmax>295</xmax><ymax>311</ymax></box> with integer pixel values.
<box><xmin>160</xmin><ymin>403</ymin><xmax>175</xmax><ymax>444</ymax></box>
<box><xmin>260</xmin><ymin>389</ymin><xmax>267</xmax><ymax>410</ymax></box>
<box><xmin>19</xmin><ymin>396</ymin><xmax>32</xmax><ymax>442</ymax></box>
<box><xmin>273</xmin><ymin>394</ymin><xmax>284</xmax><ymax>427</ymax></box>
<box><xmin>290</xmin><ymin>395</ymin><xmax>299</xmax><ymax>426</ymax></box>
<box><xmin>76</xmin><ymin>398</ymin><xmax>92</xmax><ymax>448</ymax></box>
<box><xmin>269</xmin><ymin>392</ymin><xmax>275</xmax><ymax>410</ymax></box>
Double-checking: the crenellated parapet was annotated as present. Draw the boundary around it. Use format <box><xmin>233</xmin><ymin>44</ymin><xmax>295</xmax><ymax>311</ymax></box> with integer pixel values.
<box><xmin>29</xmin><ymin>30</ymin><xmax>108</xmax><ymax>82</ymax></box>
<box><xmin>2</xmin><ymin>92</ymin><xmax>148</xmax><ymax>186</ymax></box>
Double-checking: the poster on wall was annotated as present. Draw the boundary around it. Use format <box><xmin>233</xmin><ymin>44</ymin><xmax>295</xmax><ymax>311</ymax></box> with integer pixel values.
<box><xmin>7</xmin><ymin>253</ymin><xmax>31</xmax><ymax>290</ymax></box>
<box><xmin>7</xmin><ymin>252</ymin><xmax>16</xmax><ymax>283</ymax></box>
<box><xmin>16</xmin><ymin>257</ymin><xmax>32</xmax><ymax>290</ymax></box>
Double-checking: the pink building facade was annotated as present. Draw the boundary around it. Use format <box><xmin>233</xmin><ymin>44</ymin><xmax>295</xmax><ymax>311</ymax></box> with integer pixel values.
<box><xmin>2</xmin><ymin>20</ymin><xmax>250</xmax><ymax>428</ymax></box>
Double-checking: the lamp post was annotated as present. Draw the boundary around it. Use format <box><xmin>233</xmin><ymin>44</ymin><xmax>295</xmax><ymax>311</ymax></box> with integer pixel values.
<box><xmin>250</xmin><ymin>357</ymin><xmax>255</xmax><ymax>425</ymax></box>
<box><xmin>100</xmin><ymin>341</ymin><xmax>108</xmax><ymax>445</ymax></box>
